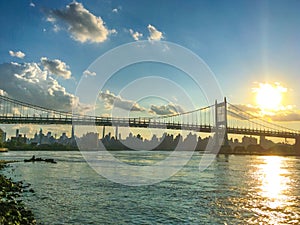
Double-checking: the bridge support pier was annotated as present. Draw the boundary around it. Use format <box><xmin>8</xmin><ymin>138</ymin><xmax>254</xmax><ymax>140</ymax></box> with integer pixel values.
<box><xmin>115</xmin><ymin>126</ymin><xmax>118</xmax><ymax>140</ymax></box>
<box><xmin>295</xmin><ymin>136</ymin><xmax>300</xmax><ymax>155</ymax></box>
<box><xmin>102</xmin><ymin>126</ymin><xmax>106</xmax><ymax>139</ymax></box>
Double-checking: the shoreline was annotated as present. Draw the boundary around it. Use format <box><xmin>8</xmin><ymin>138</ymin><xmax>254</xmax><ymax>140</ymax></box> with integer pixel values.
<box><xmin>0</xmin><ymin>160</ymin><xmax>37</xmax><ymax>224</ymax></box>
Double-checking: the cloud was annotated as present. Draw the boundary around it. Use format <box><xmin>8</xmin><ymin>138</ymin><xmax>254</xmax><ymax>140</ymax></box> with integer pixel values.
<box><xmin>229</xmin><ymin>104</ymin><xmax>260</xmax><ymax>114</ymax></box>
<box><xmin>47</xmin><ymin>1</ymin><xmax>115</xmax><ymax>43</ymax></box>
<box><xmin>112</xmin><ymin>6</ymin><xmax>121</xmax><ymax>13</ymax></box>
<box><xmin>99</xmin><ymin>90</ymin><xmax>145</xmax><ymax>112</ymax></box>
<box><xmin>150</xmin><ymin>103</ymin><xmax>184</xmax><ymax>115</ymax></box>
<box><xmin>9</xmin><ymin>50</ymin><xmax>25</xmax><ymax>59</ymax></box>
<box><xmin>129</xmin><ymin>29</ymin><xmax>143</xmax><ymax>41</ymax></box>
<box><xmin>147</xmin><ymin>24</ymin><xmax>164</xmax><ymax>41</ymax></box>
<box><xmin>268</xmin><ymin>112</ymin><xmax>300</xmax><ymax>122</ymax></box>
<box><xmin>83</xmin><ymin>70</ymin><xmax>96</xmax><ymax>77</ymax></box>
<box><xmin>109</xmin><ymin>29</ymin><xmax>117</xmax><ymax>35</ymax></box>
<box><xmin>40</xmin><ymin>57</ymin><xmax>71</xmax><ymax>79</ymax></box>
<box><xmin>53</xmin><ymin>24</ymin><xmax>61</xmax><ymax>32</ymax></box>
<box><xmin>0</xmin><ymin>89</ymin><xmax>7</xmax><ymax>96</ymax></box>
<box><xmin>229</xmin><ymin>103</ymin><xmax>300</xmax><ymax>122</ymax></box>
<box><xmin>30</xmin><ymin>2</ymin><xmax>35</xmax><ymax>7</ymax></box>
<box><xmin>0</xmin><ymin>62</ymin><xmax>77</xmax><ymax>111</ymax></box>
<box><xmin>98</xmin><ymin>90</ymin><xmax>186</xmax><ymax>116</ymax></box>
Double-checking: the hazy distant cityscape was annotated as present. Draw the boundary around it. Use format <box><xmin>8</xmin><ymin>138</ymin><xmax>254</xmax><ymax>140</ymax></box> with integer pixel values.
<box><xmin>0</xmin><ymin>126</ymin><xmax>294</xmax><ymax>154</ymax></box>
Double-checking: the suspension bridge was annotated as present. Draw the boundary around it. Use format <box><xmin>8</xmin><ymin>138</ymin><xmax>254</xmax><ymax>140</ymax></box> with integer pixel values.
<box><xmin>1</xmin><ymin>94</ymin><xmax>300</xmax><ymax>152</ymax></box>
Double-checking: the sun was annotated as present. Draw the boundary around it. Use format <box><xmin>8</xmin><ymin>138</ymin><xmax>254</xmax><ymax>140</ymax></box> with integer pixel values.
<box><xmin>252</xmin><ymin>83</ymin><xmax>287</xmax><ymax>113</ymax></box>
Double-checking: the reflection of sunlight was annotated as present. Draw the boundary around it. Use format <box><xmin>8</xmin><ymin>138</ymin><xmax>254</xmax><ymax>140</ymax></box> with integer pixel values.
<box><xmin>246</xmin><ymin>156</ymin><xmax>297</xmax><ymax>225</ymax></box>
<box><xmin>259</xmin><ymin>156</ymin><xmax>289</xmax><ymax>209</ymax></box>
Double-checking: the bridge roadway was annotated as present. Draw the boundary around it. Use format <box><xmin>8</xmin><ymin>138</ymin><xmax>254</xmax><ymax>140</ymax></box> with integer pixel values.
<box><xmin>1</xmin><ymin>115</ymin><xmax>299</xmax><ymax>139</ymax></box>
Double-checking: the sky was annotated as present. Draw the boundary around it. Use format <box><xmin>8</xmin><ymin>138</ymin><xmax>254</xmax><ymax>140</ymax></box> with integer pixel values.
<box><xmin>1</xmin><ymin>0</ymin><xmax>300</xmax><ymax>138</ymax></box>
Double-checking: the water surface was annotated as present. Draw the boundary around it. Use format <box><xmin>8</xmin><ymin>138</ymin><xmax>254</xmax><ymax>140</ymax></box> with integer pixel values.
<box><xmin>1</xmin><ymin>151</ymin><xmax>300</xmax><ymax>224</ymax></box>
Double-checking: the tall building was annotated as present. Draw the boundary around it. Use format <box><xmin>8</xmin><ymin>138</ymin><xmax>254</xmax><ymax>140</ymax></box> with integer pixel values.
<box><xmin>259</xmin><ymin>136</ymin><xmax>274</xmax><ymax>149</ymax></box>
<box><xmin>242</xmin><ymin>136</ymin><xmax>257</xmax><ymax>147</ymax></box>
<box><xmin>0</xmin><ymin>128</ymin><xmax>6</xmax><ymax>143</ymax></box>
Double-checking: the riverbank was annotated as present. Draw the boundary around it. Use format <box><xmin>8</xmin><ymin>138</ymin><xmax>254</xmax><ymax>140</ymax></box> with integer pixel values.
<box><xmin>0</xmin><ymin>160</ymin><xmax>36</xmax><ymax>224</ymax></box>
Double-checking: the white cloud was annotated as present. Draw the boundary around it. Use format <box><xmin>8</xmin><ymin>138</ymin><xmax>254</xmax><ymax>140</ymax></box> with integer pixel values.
<box><xmin>109</xmin><ymin>29</ymin><xmax>117</xmax><ymax>35</ymax></box>
<box><xmin>46</xmin><ymin>16</ymin><xmax>56</xmax><ymax>23</ymax></box>
<box><xmin>83</xmin><ymin>70</ymin><xmax>96</xmax><ymax>77</ymax></box>
<box><xmin>99</xmin><ymin>90</ymin><xmax>146</xmax><ymax>112</ymax></box>
<box><xmin>129</xmin><ymin>29</ymin><xmax>143</xmax><ymax>41</ymax></box>
<box><xmin>48</xmin><ymin>1</ymin><xmax>115</xmax><ymax>43</ymax></box>
<box><xmin>147</xmin><ymin>24</ymin><xmax>164</xmax><ymax>41</ymax></box>
<box><xmin>150</xmin><ymin>103</ymin><xmax>184</xmax><ymax>115</ymax></box>
<box><xmin>112</xmin><ymin>6</ymin><xmax>121</xmax><ymax>13</ymax></box>
<box><xmin>53</xmin><ymin>24</ymin><xmax>61</xmax><ymax>32</ymax></box>
<box><xmin>40</xmin><ymin>57</ymin><xmax>71</xmax><ymax>79</ymax></box>
<box><xmin>30</xmin><ymin>2</ymin><xmax>35</xmax><ymax>7</ymax></box>
<box><xmin>9</xmin><ymin>50</ymin><xmax>25</xmax><ymax>59</ymax></box>
<box><xmin>0</xmin><ymin>62</ymin><xmax>77</xmax><ymax>111</ymax></box>
<box><xmin>0</xmin><ymin>89</ymin><xmax>7</xmax><ymax>96</ymax></box>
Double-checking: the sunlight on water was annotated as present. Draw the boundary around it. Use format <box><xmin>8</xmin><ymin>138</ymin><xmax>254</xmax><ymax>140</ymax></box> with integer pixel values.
<box><xmin>260</xmin><ymin>156</ymin><xmax>289</xmax><ymax>205</ymax></box>
<box><xmin>247</xmin><ymin>156</ymin><xmax>299</xmax><ymax>224</ymax></box>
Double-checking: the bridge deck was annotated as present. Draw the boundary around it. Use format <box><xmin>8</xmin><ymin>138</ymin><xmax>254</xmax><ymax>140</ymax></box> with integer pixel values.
<box><xmin>1</xmin><ymin>116</ymin><xmax>298</xmax><ymax>139</ymax></box>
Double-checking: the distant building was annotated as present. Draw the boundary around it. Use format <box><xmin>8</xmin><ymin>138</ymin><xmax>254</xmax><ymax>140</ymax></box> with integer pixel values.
<box><xmin>11</xmin><ymin>135</ymin><xmax>27</xmax><ymax>145</ymax></box>
<box><xmin>0</xmin><ymin>128</ymin><xmax>6</xmax><ymax>143</ymax></box>
<box><xmin>260</xmin><ymin>136</ymin><xmax>275</xmax><ymax>149</ymax></box>
<box><xmin>77</xmin><ymin>132</ymin><xmax>99</xmax><ymax>150</ymax></box>
<box><xmin>242</xmin><ymin>136</ymin><xmax>257</xmax><ymax>147</ymax></box>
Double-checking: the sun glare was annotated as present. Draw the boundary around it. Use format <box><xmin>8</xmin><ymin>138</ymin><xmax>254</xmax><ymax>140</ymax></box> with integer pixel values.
<box><xmin>253</xmin><ymin>83</ymin><xmax>286</xmax><ymax>113</ymax></box>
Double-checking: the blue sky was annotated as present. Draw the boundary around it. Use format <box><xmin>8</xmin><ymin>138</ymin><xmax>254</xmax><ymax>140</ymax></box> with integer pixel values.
<box><xmin>1</xmin><ymin>0</ymin><xmax>300</xmax><ymax>136</ymax></box>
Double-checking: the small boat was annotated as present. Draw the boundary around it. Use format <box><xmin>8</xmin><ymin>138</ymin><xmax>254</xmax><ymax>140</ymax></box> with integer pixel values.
<box><xmin>24</xmin><ymin>155</ymin><xmax>57</xmax><ymax>164</ymax></box>
<box><xmin>0</xmin><ymin>148</ymin><xmax>8</xmax><ymax>152</ymax></box>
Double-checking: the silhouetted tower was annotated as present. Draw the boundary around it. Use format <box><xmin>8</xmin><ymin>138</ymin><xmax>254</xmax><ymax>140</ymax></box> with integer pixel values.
<box><xmin>102</xmin><ymin>126</ymin><xmax>106</xmax><ymax>139</ymax></box>
<box><xmin>71</xmin><ymin>125</ymin><xmax>75</xmax><ymax>139</ymax></box>
<box><xmin>39</xmin><ymin>128</ymin><xmax>43</xmax><ymax>145</ymax></box>
<box><xmin>115</xmin><ymin>126</ymin><xmax>119</xmax><ymax>140</ymax></box>
<box><xmin>214</xmin><ymin>97</ymin><xmax>229</xmax><ymax>151</ymax></box>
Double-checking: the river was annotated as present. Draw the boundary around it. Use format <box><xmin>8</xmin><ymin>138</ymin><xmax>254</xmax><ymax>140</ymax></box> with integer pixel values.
<box><xmin>1</xmin><ymin>151</ymin><xmax>300</xmax><ymax>224</ymax></box>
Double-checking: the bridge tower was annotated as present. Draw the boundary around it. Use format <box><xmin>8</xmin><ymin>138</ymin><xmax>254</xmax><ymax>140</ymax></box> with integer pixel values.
<box><xmin>214</xmin><ymin>97</ymin><xmax>230</xmax><ymax>153</ymax></box>
<box><xmin>295</xmin><ymin>136</ymin><xmax>300</xmax><ymax>155</ymax></box>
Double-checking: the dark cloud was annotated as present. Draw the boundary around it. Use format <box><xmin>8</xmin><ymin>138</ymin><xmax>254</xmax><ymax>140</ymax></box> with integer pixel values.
<box><xmin>99</xmin><ymin>91</ymin><xmax>146</xmax><ymax>112</ymax></box>
<box><xmin>41</xmin><ymin>57</ymin><xmax>71</xmax><ymax>79</ymax></box>
<box><xmin>229</xmin><ymin>104</ymin><xmax>300</xmax><ymax>122</ymax></box>
<box><xmin>150</xmin><ymin>103</ymin><xmax>184</xmax><ymax>115</ymax></box>
<box><xmin>268</xmin><ymin>112</ymin><xmax>300</xmax><ymax>122</ymax></box>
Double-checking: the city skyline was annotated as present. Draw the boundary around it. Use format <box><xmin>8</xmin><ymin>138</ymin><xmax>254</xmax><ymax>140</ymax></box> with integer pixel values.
<box><xmin>1</xmin><ymin>0</ymin><xmax>300</xmax><ymax>137</ymax></box>
<box><xmin>3</xmin><ymin>126</ymin><xmax>285</xmax><ymax>153</ymax></box>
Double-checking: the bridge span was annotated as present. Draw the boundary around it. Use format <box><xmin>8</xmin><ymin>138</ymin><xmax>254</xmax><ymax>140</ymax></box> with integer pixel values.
<box><xmin>1</xmin><ymin>94</ymin><xmax>300</xmax><ymax>152</ymax></box>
